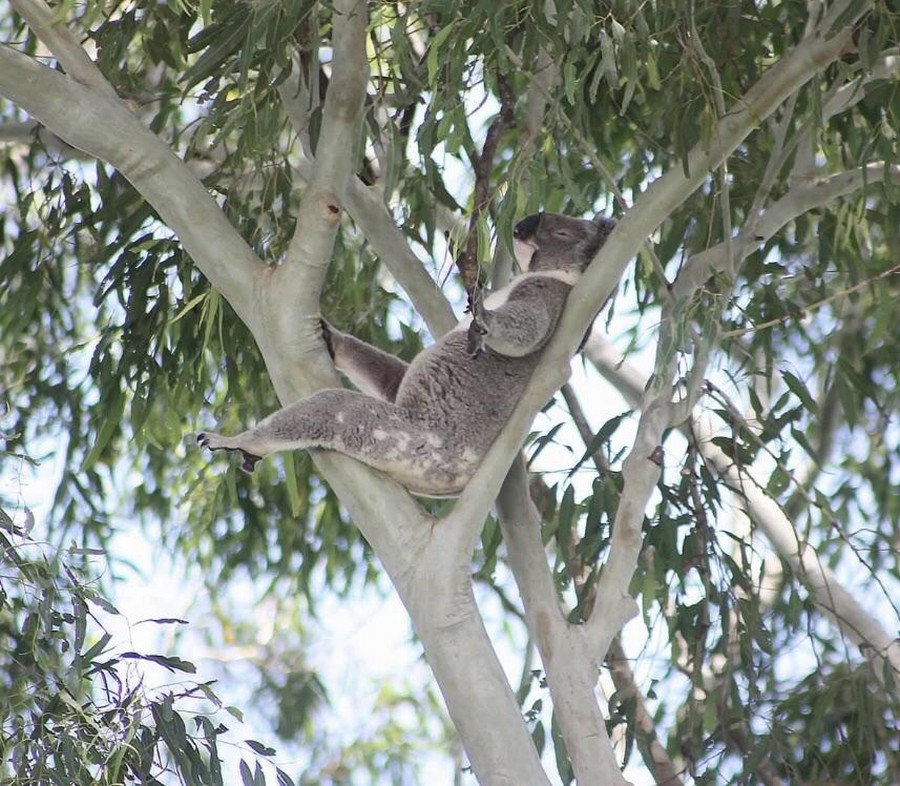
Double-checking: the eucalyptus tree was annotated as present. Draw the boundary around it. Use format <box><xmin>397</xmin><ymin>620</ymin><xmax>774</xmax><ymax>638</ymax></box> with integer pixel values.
<box><xmin>1</xmin><ymin>1</ymin><xmax>899</xmax><ymax>784</ymax></box>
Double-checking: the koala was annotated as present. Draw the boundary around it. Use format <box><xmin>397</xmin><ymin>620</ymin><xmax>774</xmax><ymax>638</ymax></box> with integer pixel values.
<box><xmin>198</xmin><ymin>212</ymin><xmax>615</xmax><ymax>497</ymax></box>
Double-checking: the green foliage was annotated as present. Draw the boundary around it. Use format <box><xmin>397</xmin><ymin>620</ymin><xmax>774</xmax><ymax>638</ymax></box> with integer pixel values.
<box><xmin>0</xmin><ymin>509</ymin><xmax>292</xmax><ymax>786</ymax></box>
<box><xmin>774</xmin><ymin>664</ymin><xmax>900</xmax><ymax>782</ymax></box>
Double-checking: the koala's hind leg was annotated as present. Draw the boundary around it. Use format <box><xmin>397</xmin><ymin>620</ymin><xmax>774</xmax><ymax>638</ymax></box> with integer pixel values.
<box><xmin>198</xmin><ymin>389</ymin><xmax>393</xmax><ymax>470</ymax></box>
<box><xmin>323</xmin><ymin>322</ymin><xmax>409</xmax><ymax>402</ymax></box>
<box><xmin>198</xmin><ymin>389</ymin><xmax>464</xmax><ymax>493</ymax></box>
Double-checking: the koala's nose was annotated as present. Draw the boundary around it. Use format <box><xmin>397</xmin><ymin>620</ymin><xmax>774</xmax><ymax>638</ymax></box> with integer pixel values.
<box><xmin>514</xmin><ymin>213</ymin><xmax>542</xmax><ymax>240</ymax></box>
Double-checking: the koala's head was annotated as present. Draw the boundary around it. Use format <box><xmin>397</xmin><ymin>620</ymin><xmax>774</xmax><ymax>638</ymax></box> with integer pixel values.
<box><xmin>514</xmin><ymin>212</ymin><xmax>615</xmax><ymax>274</ymax></box>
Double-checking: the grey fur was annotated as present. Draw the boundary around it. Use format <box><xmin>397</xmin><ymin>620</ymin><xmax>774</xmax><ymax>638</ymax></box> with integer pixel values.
<box><xmin>198</xmin><ymin>212</ymin><xmax>614</xmax><ymax>496</ymax></box>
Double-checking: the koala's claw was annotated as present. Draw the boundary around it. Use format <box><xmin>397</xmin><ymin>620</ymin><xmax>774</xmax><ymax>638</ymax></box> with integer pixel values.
<box><xmin>467</xmin><ymin>320</ymin><xmax>487</xmax><ymax>357</ymax></box>
<box><xmin>197</xmin><ymin>432</ymin><xmax>261</xmax><ymax>474</ymax></box>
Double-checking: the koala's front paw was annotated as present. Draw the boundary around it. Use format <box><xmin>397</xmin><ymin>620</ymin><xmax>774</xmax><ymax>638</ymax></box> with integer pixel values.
<box><xmin>467</xmin><ymin>319</ymin><xmax>487</xmax><ymax>357</ymax></box>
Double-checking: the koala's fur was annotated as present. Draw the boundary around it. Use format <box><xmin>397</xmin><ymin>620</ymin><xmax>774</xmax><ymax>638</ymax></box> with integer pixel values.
<box><xmin>198</xmin><ymin>212</ymin><xmax>614</xmax><ymax>496</ymax></box>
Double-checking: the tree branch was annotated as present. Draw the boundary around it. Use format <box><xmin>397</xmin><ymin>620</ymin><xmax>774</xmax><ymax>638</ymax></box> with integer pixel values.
<box><xmin>346</xmin><ymin>179</ymin><xmax>459</xmax><ymax>336</ymax></box>
<box><xmin>0</xmin><ymin>118</ymin><xmax>83</xmax><ymax>157</ymax></box>
<box><xmin>315</xmin><ymin>476</ymin><xmax>550</xmax><ymax>786</ymax></box>
<box><xmin>559</xmin><ymin>384</ymin><xmax>683</xmax><ymax>785</ymax></box>
<box><xmin>821</xmin><ymin>48</ymin><xmax>899</xmax><ymax>118</ymax></box>
<box><xmin>10</xmin><ymin>0</ymin><xmax>117</xmax><ymax>98</ymax></box>
<box><xmin>791</xmin><ymin>47</ymin><xmax>900</xmax><ymax>184</ymax></box>
<box><xmin>586</xmin><ymin>149</ymin><xmax>900</xmax><ymax>692</ymax></box>
<box><xmin>255</xmin><ymin>0</ymin><xmax>371</xmax><ymax>401</ymax></box>
<box><xmin>723</xmin><ymin>258</ymin><xmax>900</xmax><ymax>339</ymax></box>
<box><xmin>447</xmin><ymin>8</ymin><xmax>864</xmax><ymax>593</ymax></box>
<box><xmin>278</xmin><ymin>47</ymin><xmax>457</xmax><ymax>339</ymax></box>
<box><xmin>674</xmin><ymin>162</ymin><xmax>899</xmax><ymax>305</ymax></box>
<box><xmin>586</xmin><ymin>335</ymin><xmax>900</xmax><ymax>697</ymax></box>
<box><xmin>280</xmin><ymin>0</ymin><xmax>369</xmax><ymax>318</ymax></box>
<box><xmin>743</xmin><ymin>2</ymin><xmax>827</xmax><ymax>222</ymax></box>
<box><xmin>0</xmin><ymin>43</ymin><xmax>265</xmax><ymax>329</ymax></box>
<box><xmin>561</xmin><ymin>382</ymin><xmax>610</xmax><ymax>474</ymax></box>
<box><xmin>496</xmin><ymin>461</ymin><xmax>627</xmax><ymax>786</ymax></box>
<box><xmin>607</xmin><ymin>638</ymin><xmax>685</xmax><ymax>786</ymax></box>
<box><xmin>289</xmin><ymin>157</ymin><xmax>458</xmax><ymax>338</ymax></box>
<box><xmin>584</xmin><ymin>13</ymin><xmax>866</xmax><ymax>661</ymax></box>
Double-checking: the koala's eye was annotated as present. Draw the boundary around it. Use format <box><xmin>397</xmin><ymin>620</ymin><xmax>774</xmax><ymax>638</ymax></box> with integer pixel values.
<box><xmin>552</xmin><ymin>229</ymin><xmax>573</xmax><ymax>239</ymax></box>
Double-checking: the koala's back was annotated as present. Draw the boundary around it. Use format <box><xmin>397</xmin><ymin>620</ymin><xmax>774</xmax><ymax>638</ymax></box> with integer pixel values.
<box><xmin>395</xmin><ymin>274</ymin><xmax>573</xmax><ymax>454</ymax></box>
<box><xmin>396</xmin><ymin>333</ymin><xmax>538</xmax><ymax>437</ymax></box>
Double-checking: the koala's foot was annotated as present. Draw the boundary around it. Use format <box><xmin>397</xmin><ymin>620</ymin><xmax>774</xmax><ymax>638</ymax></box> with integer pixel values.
<box><xmin>197</xmin><ymin>432</ymin><xmax>261</xmax><ymax>473</ymax></box>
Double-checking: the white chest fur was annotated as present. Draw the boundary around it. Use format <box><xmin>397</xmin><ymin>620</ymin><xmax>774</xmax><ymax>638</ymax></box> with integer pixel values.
<box><xmin>451</xmin><ymin>270</ymin><xmax>579</xmax><ymax>333</ymax></box>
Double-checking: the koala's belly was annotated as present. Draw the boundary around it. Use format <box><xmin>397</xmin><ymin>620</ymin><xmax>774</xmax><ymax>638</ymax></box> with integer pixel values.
<box><xmin>394</xmin><ymin>333</ymin><xmax>539</xmax><ymax>450</ymax></box>
<box><xmin>381</xmin><ymin>449</ymin><xmax>480</xmax><ymax>497</ymax></box>
<box><xmin>341</xmin><ymin>422</ymin><xmax>479</xmax><ymax>497</ymax></box>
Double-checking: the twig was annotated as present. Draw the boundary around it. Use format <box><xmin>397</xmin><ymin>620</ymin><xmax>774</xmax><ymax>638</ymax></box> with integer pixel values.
<box><xmin>607</xmin><ymin>638</ymin><xmax>686</xmax><ymax>786</ymax></box>
<box><xmin>721</xmin><ymin>262</ymin><xmax>900</xmax><ymax>338</ymax></box>
<box><xmin>560</xmin><ymin>382</ymin><xmax>610</xmax><ymax>474</ymax></box>
<box><xmin>458</xmin><ymin>73</ymin><xmax>515</xmax><ymax>299</ymax></box>
<box><xmin>281</xmin><ymin>0</ymin><xmax>369</xmax><ymax>320</ymax></box>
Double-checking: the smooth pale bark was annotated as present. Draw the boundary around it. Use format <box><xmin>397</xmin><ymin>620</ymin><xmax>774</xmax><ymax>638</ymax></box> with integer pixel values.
<box><xmin>498</xmin><ymin>462</ymin><xmax>628</xmax><ymax>786</ymax></box>
<box><xmin>394</xmin><ymin>537</ymin><xmax>552</xmax><ymax>786</ymax></box>
<box><xmin>320</xmin><ymin>466</ymin><xmax>552</xmax><ymax>785</ymax></box>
